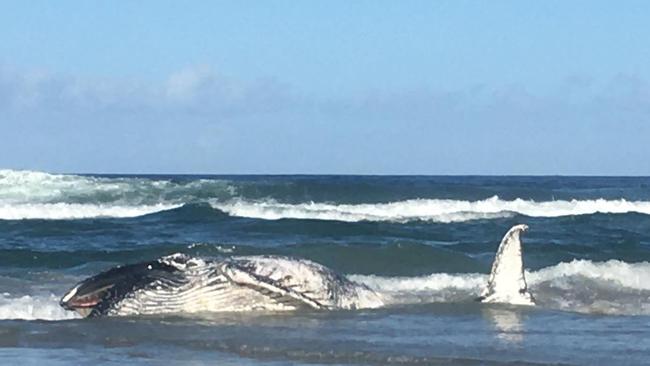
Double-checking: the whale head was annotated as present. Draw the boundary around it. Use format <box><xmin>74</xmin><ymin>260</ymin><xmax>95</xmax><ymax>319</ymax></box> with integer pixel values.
<box><xmin>60</xmin><ymin>259</ymin><xmax>182</xmax><ymax>317</ymax></box>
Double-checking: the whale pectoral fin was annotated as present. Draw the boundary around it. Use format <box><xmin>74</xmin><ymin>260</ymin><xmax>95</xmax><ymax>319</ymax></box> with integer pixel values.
<box><xmin>222</xmin><ymin>264</ymin><xmax>324</xmax><ymax>310</ymax></box>
<box><xmin>480</xmin><ymin>224</ymin><xmax>535</xmax><ymax>306</ymax></box>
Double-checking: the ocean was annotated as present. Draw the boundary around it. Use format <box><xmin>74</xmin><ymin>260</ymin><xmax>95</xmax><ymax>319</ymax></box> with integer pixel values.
<box><xmin>1</xmin><ymin>170</ymin><xmax>650</xmax><ymax>365</ymax></box>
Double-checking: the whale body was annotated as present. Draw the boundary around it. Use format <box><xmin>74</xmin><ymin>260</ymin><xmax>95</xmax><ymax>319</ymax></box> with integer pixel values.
<box><xmin>60</xmin><ymin>254</ymin><xmax>384</xmax><ymax>317</ymax></box>
<box><xmin>60</xmin><ymin>225</ymin><xmax>533</xmax><ymax>317</ymax></box>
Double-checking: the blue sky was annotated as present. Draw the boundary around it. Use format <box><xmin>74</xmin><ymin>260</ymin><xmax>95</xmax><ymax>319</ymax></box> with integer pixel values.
<box><xmin>1</xmin><ymin>1</ymin><xmax>649</xmax><ymax>174</ymax></box>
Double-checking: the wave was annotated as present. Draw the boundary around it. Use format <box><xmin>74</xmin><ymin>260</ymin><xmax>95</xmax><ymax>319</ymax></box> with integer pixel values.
<box><xmin>211</xmin><ymin>196</ymin><xmax>650</xmax><ymax>223</ymax></box>
<box><xmin>0</xmin><ymin>293</ymin><xmax>79</xmax><ymax>320</ymax></box>
<box><xmin>0</xmin><ymin>169</ymin><xmax>235</xmax><ymax>205</ymax></box>
<box><xmin>4</xmin><ymin>169</ymin><xmax>650</xmax><ymax>222</ymax></box>
<box><xmin>352</xmin><ymin>259</ymin><xmax>650</xmax><ymax>315</ymax></box>
<box><xmin>0</xmin><ymin>169</ymin><xmax>234</xmax><ymax>220</ymax></box>
<box><xmin>0</xmin><ymin>203</ymin><xmax>181</xmax><ymax>220</ymax></box>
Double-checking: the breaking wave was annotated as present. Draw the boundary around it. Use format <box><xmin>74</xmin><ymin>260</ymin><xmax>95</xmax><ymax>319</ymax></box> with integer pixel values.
<box><xmin>211</xmin><ymin>196</ymin><xmax>650</xmax><ymax>223</ymax></box>
<box><xmin>0</xmin><ymin>293</ymin><xmax>79</xmax><ymax>320</ymax></box>
<box><xmin>352</xmin><ymin>259</ymin><xmax>650</xmax><ymax>315</ymax></box>
<box><xmin>0</xmin><ymin>169</ymin><xmax>232</xmax><ymax>220</ymax></box>
<box><xmin>3</xmin><ymin>169</ymin><xmax>650</xmax><ymax>222</ymax></box>
<box><xmin>0</xmin><ymin>169</ymin><xmax>235</xmax><ymax>205</ymax></box>
<box><xmin>0</xmin><ymin>203</ymin><xmax>182</xmax><ymax>220</ymax></box>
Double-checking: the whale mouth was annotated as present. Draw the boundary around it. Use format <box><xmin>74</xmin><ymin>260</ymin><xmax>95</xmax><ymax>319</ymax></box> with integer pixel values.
<box><xmin>59</xmin><ymin>258</ymin><xmax>184</xmax><ymax>317</ymax></box>
<box><xmin>59</xmin><ymin>263</ymin><xmax>137</xmax><ymax>317</ymax></box>
<box><xmin>60</xmin><ymin>284</ymin><xmax>115</xmax><ymax>317</ymax></box>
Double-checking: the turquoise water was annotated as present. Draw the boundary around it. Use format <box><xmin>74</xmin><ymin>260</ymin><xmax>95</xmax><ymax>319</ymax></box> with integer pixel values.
<box><xmin>2</xmin><ymin>170</ymin><xmax>650</xmax><ymax>364</ymax></box>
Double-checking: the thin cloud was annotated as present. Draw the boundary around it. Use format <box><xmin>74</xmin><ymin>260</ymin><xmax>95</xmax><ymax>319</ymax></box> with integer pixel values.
<box><xmin>0</xmin><ymin>64</ymin><xmax>294</xmax><ymax>116</ymax></box>
<box><xmin>1</xmin><ymin>64</ymin><xmax>649</xmax><ymax>174</ymax></box>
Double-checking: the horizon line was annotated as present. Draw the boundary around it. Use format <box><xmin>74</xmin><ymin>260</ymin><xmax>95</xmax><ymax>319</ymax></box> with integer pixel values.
<box><xmin>72</xmin><ymin>172</ymin><xmax>650</xmax><ymax>178</ymax></box>
<box><xmin>4</xmin><ymin>167</ymin><xmax>650</xmax><ymax>178</ymax></box>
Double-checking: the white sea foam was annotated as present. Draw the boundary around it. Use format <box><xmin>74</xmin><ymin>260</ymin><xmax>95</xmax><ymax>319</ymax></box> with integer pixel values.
<box><xmin>4</xmin><ymin>169</ymin><xmax>650</xmax><ymax>222</ymax></box>
<box><xmin>351</xmin><ymin>259</ymin><xmax>650</xmax><ymax>315</ymax></box>
<box><xmin>353</xmin><ymin>259</ymin><xmax>650</xmax><ymax>296</ymax></box>
<box><xmin>527</xmin><ymin>259</ymin><xmax>650</xmax><ymax>290</ymax></box>
<box><xmin>0</xmin><ymin>202</ymin><xmax>181</xmax><ymax>220</ymax></box>
<box><xmin>0</xmin><ymin>169</ymin><xmax>234</xmax><ymax>205</ymax></box>
<box><xmin>0</xmin><ymin>293</ymin><xmax>79</xmax><ymax>320</ymax></box>
<box><xmin>0</xmin><ymin>169</ymin><xmax>236</xmax><ymax>220</ymax></box>
<box><xmin>211</xmin><ymin>196</ymin><xmax>650</xmax><ymax>223</ymax></box>
<box><xmin>0</xmin><ymin>169</ymin><xmax>162</xmax><ymax>203</ymax></box>
<box><xmin>351</xmin><ymin>273</ymin><xmax>486</xmax><ymax>294</ymax></box>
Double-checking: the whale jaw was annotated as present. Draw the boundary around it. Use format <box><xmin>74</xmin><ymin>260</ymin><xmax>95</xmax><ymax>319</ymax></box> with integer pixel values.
<box><xmin>59</xmin><ymin>259</ymin><xmax>183</xmax><ymax>317</ymax></box>
<box><xmin>59</xmin><ymin>283</ymin><xmax>112</xmax><ymax>317</ymax></box>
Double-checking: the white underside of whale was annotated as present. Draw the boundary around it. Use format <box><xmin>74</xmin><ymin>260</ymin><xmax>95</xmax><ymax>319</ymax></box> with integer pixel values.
<box><xmin>109</xmin><ymin>255</ymin><xmax>384</xmax><ymax>316</ymax></box>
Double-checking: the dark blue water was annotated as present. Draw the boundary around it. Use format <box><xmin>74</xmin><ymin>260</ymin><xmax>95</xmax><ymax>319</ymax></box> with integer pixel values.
<box><xmin>2</xmin><ymin>170</ymin><xmax>650</xmax><ymax>365</ymax></box>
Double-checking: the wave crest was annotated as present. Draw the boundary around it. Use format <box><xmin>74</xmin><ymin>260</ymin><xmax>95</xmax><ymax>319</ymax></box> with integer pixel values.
<box><xmin>0</xmin><ymin>169</ymin><xmax>234</xmax><ymax>220</ymax></box>
<box><xmin>0</xmin><ymin>293</ymin><xmax>79</xmax><ymax>320</ymax></box>
<box><xmin>352</xmin><ymin>259</ymin><xmax>650</xmax><ymax>315</ymax></box>
<box><xmin>0</xmin><ymin>169</ymin><xmax>235</xmax><ymax>205</ymax></box>
<box><xmin>211</xmin><ymin>196</ymin><xmax>650</xmax><ymax>223</ymax></box>
<box><xmin>0</xmin><ymin>203</ymin><xmax>181</xmax><ymax>220</ymax></box>
<box><xmin>4</xmin><ymin>170</ymin><xmax>650</xmax><ymax>222</ymax></box>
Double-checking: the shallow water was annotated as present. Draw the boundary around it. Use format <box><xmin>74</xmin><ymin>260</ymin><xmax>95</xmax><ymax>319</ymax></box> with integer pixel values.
<box><xmin>1</xmin><ymin>170</ymin><xmax>650</xmax><ymax>364</ymax></box>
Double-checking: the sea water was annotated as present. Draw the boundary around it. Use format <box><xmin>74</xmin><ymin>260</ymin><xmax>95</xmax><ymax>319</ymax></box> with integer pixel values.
<box><xmin>1</xmin><ymin>170</ymin><xmax>650</xmax><ymax>365</ymax></box>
